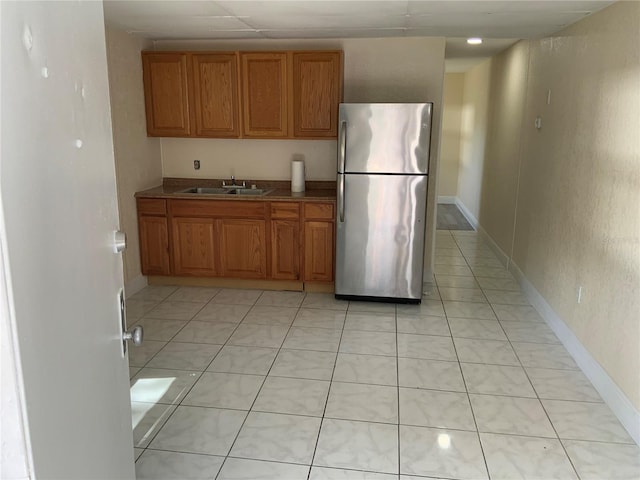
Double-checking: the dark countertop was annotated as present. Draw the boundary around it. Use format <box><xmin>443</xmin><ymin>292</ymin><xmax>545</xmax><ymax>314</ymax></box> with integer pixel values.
<box><xmin>135</xmin><ymin>178</ymin><xmax>336</xmax><ymax>202</ymax></box>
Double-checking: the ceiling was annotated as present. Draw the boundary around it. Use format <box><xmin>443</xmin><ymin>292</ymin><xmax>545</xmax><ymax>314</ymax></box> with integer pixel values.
<box><xmin>103</xmin><ymin>0</ymin><xmax>614</xmax><ymax>70</ymax></box>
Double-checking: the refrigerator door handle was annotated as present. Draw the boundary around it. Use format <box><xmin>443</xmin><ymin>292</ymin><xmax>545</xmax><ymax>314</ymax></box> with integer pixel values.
<box><xmin>338</xmin><ymin>172</ymin><xmax>345</xmax><ymax>223</ymax></box>
<box><xmin>338</xmin><ymin>120</ymin><xmax>347</xmax><ymax>173</ymax></box>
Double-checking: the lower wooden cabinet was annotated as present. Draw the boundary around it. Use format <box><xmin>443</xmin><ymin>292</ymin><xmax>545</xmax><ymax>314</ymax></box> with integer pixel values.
<box><xmin>271</xmin><ymin>220</ymin><xmax>300</xmax><ymax>280</ymax></box>
<box><xmin>219</xmin><ymin>219</ymin><xmax>266</xmax><ymax>278</ymax></box>
<box><xmin>137</xmin><ymin>198</ymin><xmax>334</xmax><ymax>283</ymax></box>
<box><xmin>138</xmin><ymin>215</ymin><xmax>170</xmax><ymax>275</ymax></box>
<box><xmin>171</xmin><ymin>217</ymin><xmax>217</xmax><ymax>276</ymax></box>
<box><xmin>304</xmin><ymin>221</ymin><xmax>334</xmax><ymax>282</ymax></box>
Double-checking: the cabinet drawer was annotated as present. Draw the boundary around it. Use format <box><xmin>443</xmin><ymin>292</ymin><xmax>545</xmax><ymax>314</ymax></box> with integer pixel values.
<box><xmin>304</xmin><ymin>202</ymin><xmax>334</xmax><ymax>220</ymax></box>
<box><xmin>137</xmin><ymin>198</ymin><xmax>167</xmax><ymax>215</ymax></box>
<box><xmin>170</xmin><ymin>199</ymin><xmax>266</xmax><ymax>218</ymax></box>
<box><xmin>270</xmin><ymin>202</ymin><xmax>300</xmax><ymax>219</ymax></box>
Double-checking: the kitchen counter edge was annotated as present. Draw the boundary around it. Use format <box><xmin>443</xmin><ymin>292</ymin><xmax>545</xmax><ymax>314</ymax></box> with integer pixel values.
<box><xmin>135</xmin><ymin>185</ymin><xmax>337</xmax><ymax>202</ymax></box>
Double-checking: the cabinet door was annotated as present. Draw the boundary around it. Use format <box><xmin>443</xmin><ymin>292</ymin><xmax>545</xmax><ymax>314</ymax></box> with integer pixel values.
<box><xmin>139</xmin><ymin>215</ymin><xmax>170</xmax><ymax>275</ymax></box>
<box><xmin>171</xmin><ymin>217</ymin><xmax>218</xmax><ymax>276</ymax></box>
<box><xmin>292</xmin><ymin>52</ymin><xmax>342</xmax><ymax>138</ymax></box>
<box><xmin>304</xmin><ymin>221</ymin><xmax>334</xmax><ymax>282</ymax></box>
<box><xmin>241</xmin><ymin>53</ymin><xmax>288</xmax><ymax>138</ymax></box>
<box><xmin>192</xmin><ymin>53</ymin><xmax>240</xmax><ymax>138</ymax></box>
<box><xmin>271</xmin><ymin>220</ymin><xmax>300</xmax><ymax>280</ymax></box>
<box><xmin>142</xmin><ymin>53</ymin><xmax>191</xmax><ymax>136</ymax></box>
<box><xmin>219</xmin><ymin>219</ymin><xmax>267</xmax><ymax>278</ymax></box>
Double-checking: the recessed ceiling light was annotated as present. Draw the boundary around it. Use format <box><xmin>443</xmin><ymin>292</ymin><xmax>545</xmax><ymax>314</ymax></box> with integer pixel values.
<box><xmin>467</xmin><ymin>37</ymin><xmax>483</xmax><ymax>45</ymax></box>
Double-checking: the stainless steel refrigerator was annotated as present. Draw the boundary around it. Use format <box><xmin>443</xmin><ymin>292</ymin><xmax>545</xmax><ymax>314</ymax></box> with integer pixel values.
<box><xmin>335</xmin><ymin>103</ymin><xmax>432</xmax><ymax>304</ymax></box>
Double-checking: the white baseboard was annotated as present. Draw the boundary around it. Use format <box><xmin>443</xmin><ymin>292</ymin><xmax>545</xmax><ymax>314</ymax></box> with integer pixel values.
<box><xmin>509</xmin><ymin>261</ymin><xmax>640</xmax><ymax>446</ymax></box>
<box><xmin>454</xmin><ymin>198</ymin><xmax>478</xmax><ymax>230</ymax></box>
<box><xmin>471</xmin><ymin>223</ymin><xmax>640</xmax><ymax>446</ymax></box>
<box><xmin>437</xmin><ymin>195</ymin><xmax>457</xmax><ymax>204</ymax></box>
<box><xmin>476</xmin><ymin>225</ymin><xmax>510</xmax><ymax>268</ymax></box>
<box><xmin>124</xmin><ymin>274</ymin><xmax>147</xmax><ymax>298</ymax></box>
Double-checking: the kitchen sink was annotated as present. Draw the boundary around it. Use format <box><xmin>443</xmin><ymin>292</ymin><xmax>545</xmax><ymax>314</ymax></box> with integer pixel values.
<box><xmin>177</xmin><ymin>187</ymin><xmax>273</xmax><ymax>196</ymax></box>
<box><xmin>227</xmin><ymin>188</ymin><xmax>272</xmax><ymax>195</ymax></box>
<box><xmin>178</xmin><ymin>187</ymin><xmax>229</xmax><ymax>194</ymax></box>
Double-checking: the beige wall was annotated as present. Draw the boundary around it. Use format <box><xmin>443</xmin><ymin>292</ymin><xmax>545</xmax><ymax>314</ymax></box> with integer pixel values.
<box><xmin>154</xmin><ymin>36</ymin><xmax>446</xmax><ymax>279</ymax></box>
<box><xmin>479</xmin><ymin>41</ymin><xmax>530</xmax><ymax>254</ymax></box>
<box><xmin>457</xmin><ymin>59</ymin><xmax>491</xmax><ymax>221</ymax></box>
<box><xmin>456</xmin><ymin>1</ymin><xmax>640</xmax><ymax>410</ymax></box>
<box><xmin>105</xmin><ymin>28</ymin><xmax>162</xmax><ymax>285</ymax></box>
<box><xmin>438</xmin><ymin>73</ymin><xmax>464</xmax><ymax>198</ymax></box>
<box><xmin>513</xmin><ymin>2</ymin><xmax>640</xmax><ymax>409</ymax></box>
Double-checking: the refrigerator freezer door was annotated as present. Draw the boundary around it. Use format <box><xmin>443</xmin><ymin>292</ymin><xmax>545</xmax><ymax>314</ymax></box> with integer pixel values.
<box><xmin>338</xmin><ymin>103</ymin><xmax>432</xmax><ymax>175</ymax></box>
<box><xmin>335</xmin><ymin>174</ymin><xmax>427</xmax><ymax>301</ymax></box>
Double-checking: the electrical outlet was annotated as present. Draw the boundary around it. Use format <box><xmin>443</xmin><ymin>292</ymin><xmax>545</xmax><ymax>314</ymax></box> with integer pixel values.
<box><xmin>193</xmin><ymin>160</ymin><xmax>200</xmax><ymax>170</ymax></box>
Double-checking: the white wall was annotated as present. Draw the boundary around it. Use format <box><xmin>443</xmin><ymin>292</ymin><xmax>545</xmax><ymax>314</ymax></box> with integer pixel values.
<box><xmin>453</xmin><ymin>1</ymin><xmax>640</xmax><ymax>419</ymax></box>
<box><xmin>105</xmin><ymin>28</ymin><xmax>162</xmax><ymax>291</ymax></box>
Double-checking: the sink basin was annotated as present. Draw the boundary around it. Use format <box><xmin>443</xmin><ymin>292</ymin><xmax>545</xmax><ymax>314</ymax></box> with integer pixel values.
<box><xmin>228</xmin><ymin>188</ymin><xmax>272</xmax><ymax>196</ymax></box>
<box><xmin>178</xmin><ymin>187</ymin><xmax>229</xmax><ymax>194</ymax></box>
<box><xmin>177</xmin><ymin>187</ymin><xmax>273</xmax><ymax>196</ymax></box>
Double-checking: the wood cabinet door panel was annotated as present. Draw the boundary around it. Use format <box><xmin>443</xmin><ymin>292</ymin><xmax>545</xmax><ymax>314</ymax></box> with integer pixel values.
<box><xmin>293</xmin><ymin>52</ymin><xmax>342</xmax><ymax>138</ymax></box>
<box><xmin>241</xmin><ymin>53</ymin><xmax>288</xmax><ymax>137</ymax></box>
<box><xmin>304</xmin><ymin>221</ymin><xmax>334</xmax><ymax>282</ymax></box>
<box><xmin>172</xmin><ymin>217</ymin><xmax>217</xmax><ymax>276</ymax></box>
<box><xmin>271</xmin><ymin>220</ymin><xmax>300</xmax><ymax>280</ymax></box>
<box><xmin>142</xmin><ymin>53</ymin><xmax>191</xmax><ymax>136</ymax></box>
<box><xmin>219</xmin><ymin>219</ymin><xmax>267</xmax><ymax>278</ymax></box>
<box><xmin>192</xmin><ymin>54</ymin><xmax>240</xmax><ymax>137</ymax></box>
<box><xmin>139</xmin><ymin>216</ymin><xmax>170</xmax><ymax>275</ymax></box>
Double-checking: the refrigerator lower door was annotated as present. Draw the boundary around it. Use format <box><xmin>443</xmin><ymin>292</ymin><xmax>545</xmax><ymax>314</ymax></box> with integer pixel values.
<box><xmin>335</xmin><ymin>174</ymin><xmax>427</xmax><ymax>303</ymax></box>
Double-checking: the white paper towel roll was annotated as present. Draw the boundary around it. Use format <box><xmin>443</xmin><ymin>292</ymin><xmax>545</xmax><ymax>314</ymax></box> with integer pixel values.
<box><xmin>291</xmin><ymin>160</ymin><xmax>305</xmax><ymax>192</ymax></box>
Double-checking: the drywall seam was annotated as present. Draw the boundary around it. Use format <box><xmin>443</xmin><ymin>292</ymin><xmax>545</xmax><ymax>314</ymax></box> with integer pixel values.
<box><xmin>509</xmin><ymin>260</ymin><xmax>640</xmax><ymax>447</ymax></box>
<box><xmin>124</xmin><ymin>275</ymin><xmax>147</xmax><ymax>298</ymax></box>
<box><xmin>437</xmin><ymin>196</ymin><xmax>457</xmax><ymax>204</ymax></box>
<box><xmin>475</xmin><ymin>227</ymin><xmax>640</xmax><ymax>447</ymax></box>
<box><xmin>454</xmin><ymin>198</ymin><xmax>478</xmax><ymax>229</ymax></box>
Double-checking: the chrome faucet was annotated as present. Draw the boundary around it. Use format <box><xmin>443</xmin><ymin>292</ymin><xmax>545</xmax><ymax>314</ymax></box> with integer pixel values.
<box><xmin>222</xmin><ymin>175</ymin><xmax>246</xmax><ymax>189</ymax></box>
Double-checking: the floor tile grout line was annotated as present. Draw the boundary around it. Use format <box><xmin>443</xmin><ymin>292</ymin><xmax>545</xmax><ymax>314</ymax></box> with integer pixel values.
<box><xmin>438</xmin><ymin>270</ymin><xmax>492</xmax><ymax>480</ymax></box>
<box><xmin>130</xmin><ymin>288</ymin><xmax>226</xmax><ymax>371</ymax></box>
<box><xmin>450</xmin><ymin>233</ymin><xmax>584</xmax><ymax>480</ymax></box>
<box><xmin>306</xmin><ymin>296</ymin><xmax>348</xmax><ymax>480</ymax></box>
<box><xmin>133</xmin><ymin>288</ymin><xmax>275</xmax><ymax>460</ymax></box>
<box><xmin>134</xmin><ymin>292</ymin><xmax>257</xmax><ymax>457</ymax></box>
<box><xmin>214</xmin><ymin>292</ymin><xmax>313</xmax><ymax>480</ymax></box>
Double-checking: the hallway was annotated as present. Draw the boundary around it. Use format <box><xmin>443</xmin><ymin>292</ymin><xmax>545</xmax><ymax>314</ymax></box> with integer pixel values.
<box><xmin>127</xmin><ymin>230</ymin><xmax>640</xmax><ymax>479</ymax></box>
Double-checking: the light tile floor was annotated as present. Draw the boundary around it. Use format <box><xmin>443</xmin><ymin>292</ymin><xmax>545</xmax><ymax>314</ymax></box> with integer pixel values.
<box><xmin>128</xmin><ymin>230</ymin><xmax>640</xmax><ymax>480</ymax></box>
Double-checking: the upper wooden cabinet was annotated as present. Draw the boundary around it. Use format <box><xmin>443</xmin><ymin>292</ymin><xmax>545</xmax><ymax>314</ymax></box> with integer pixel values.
<box><xmin>292</xmin><ymin>52</ymin><xmax>343</xmax><ymax>138</ymax></box>
<box><xmin>240</xmin><ymin>53</ymin><xmax>289</xmax><ymax>138</ymax></box>
<box><xmin>192</xmin><ymin>53</ymin><xmax>240</xmax><ymax>138</ymax></box>
<box><xmin>141</xmin><ymin>50</ymin><xmax>343</xmax><ymax>139</ymax></box>
<box><xmin>142</xmin><ymin>53</ymin><xmax>191</xmax><ymax>137</ymax></box>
